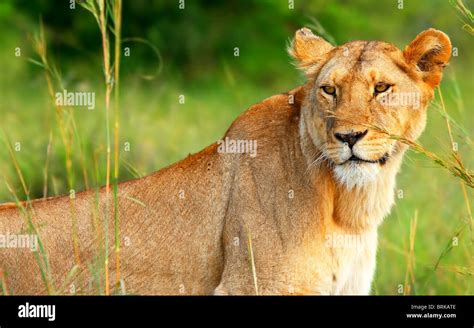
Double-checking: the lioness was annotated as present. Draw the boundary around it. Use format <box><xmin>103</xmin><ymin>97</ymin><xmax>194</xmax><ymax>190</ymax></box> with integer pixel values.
<box><xmin>0</xmin><ymin>28</ymin><xmax>451</xmax><ymax>295</ymax></box>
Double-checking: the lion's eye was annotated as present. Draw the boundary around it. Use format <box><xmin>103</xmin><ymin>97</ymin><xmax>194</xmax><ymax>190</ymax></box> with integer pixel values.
<box><xmin>321</xmin><ymin>86</ymin><xmax>336</xmax><ymax>96</ymax></box>
<box><xmin>374</xmin><ymin>83</ymin><xmax>391</xmax><ymax>94</ymax></box>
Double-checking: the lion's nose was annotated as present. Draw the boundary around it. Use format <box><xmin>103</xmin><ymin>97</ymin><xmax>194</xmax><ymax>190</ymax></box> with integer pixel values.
<box><xmin>334</xmin><ymin>130</ymin><xmax>368</xmax><ymax>148</ymax></box>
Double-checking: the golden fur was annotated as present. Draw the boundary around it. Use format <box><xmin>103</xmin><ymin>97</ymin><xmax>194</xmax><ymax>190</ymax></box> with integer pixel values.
<box><xmin>0</xmin><ymin>28</ymin><xmax>451</xmax><ymax>295</ymax></box>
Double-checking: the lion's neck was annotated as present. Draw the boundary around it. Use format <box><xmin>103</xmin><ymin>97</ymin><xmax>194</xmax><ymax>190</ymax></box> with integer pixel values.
<box><xmin>298</xmin><ymin>105</ymin><xmax>404</xmax><ymax>232</ymax></box>
<box><xmin>331</xmin><ymin>156</ymin><xmax>403</xmax><ymax>231</ymax></box>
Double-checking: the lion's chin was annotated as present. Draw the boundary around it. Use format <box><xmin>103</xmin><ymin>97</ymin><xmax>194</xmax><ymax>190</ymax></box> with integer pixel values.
<box><xmin>333</xmin><ymin>162</ymin><xmax>381</xmax><ymax>189</ymax></box>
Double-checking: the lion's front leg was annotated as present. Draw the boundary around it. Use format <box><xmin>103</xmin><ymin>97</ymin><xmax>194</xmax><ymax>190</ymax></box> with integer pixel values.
<box><xmin>213</xmin><ymin>282</ymin><xmax>229</xmax><ymax>295</ymax></box>
<box><xmin>338</xmin><ymin>245</ymin><xmax>377</xmax><ymax>295</ymax></box>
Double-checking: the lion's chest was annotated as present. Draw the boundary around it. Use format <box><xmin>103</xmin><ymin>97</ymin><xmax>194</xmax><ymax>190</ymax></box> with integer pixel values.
<box><xmin>287</xmin><ymin>229</ymin><xmax>378</xmax><ymax>295</ymax></box>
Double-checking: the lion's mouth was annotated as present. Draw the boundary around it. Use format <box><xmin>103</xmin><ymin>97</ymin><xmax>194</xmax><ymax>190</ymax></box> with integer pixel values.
<box><xmin>343</xmin><ymin>153</ymin><xmax>389</xmax><ymax>165</ymax></box>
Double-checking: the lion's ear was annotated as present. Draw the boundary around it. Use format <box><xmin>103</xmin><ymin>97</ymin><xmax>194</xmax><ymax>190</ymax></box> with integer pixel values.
<box><xmin>403</xmin><ymin>29</ymin><xmax>452</xmax><ymax>88</ymax></box>
<box><xmin>288</xmin><ymin>27</ymin><xmax>334</xmax><ymax>76</ymax></box>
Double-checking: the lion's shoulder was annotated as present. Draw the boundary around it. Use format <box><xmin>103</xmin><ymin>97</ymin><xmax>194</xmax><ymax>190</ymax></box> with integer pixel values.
<box><xmin>224</xmin><ymin>86</ymin><xmax>305</xmax><ymax>141</ymax></box>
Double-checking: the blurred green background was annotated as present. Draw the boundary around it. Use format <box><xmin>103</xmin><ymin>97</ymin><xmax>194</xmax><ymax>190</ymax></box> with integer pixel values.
<box><xmin>0</xmin><ymin>0</ymin><xmax>472</xmax><ymax>295</ymax></box>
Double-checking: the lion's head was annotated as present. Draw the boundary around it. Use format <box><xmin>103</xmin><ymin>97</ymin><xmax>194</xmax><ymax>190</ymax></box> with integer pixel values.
<box><xmin>290</xmin><ymin>28</ymin><xmax>451</xmax><ymax>188</ymax></box>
